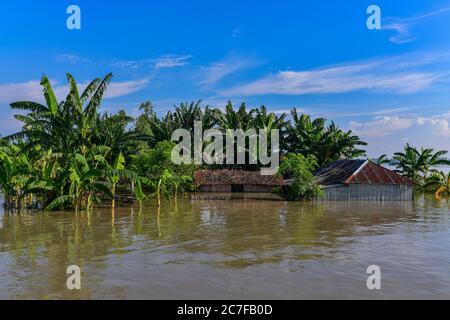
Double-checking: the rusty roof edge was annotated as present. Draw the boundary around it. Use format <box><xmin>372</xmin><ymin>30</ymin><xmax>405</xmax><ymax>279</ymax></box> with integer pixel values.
<box><xmin>344</xmin><ymin>160</ymin><xmax>369</xmax><ymax>184</ymax></box>
<box><xmin>367</xmin><ymin>160</ymin><xmax>416</xmax><ymax>186</ymax></box>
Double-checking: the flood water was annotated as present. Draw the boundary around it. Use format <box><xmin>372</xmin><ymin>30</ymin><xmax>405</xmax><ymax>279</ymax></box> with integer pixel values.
<box><xmin>0</xmin><ymin>194</ymin><xmax>449</xmax><ymax>300</ymax></box>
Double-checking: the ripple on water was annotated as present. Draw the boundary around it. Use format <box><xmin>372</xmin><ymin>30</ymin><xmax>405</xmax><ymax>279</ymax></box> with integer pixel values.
<box><xmin>0</xmin><ymin>197</ymin><xmax>449</xmax><ymax>299</ymax></box>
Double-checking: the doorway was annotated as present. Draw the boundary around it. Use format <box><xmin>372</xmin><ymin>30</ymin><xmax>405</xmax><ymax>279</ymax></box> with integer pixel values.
<box><xmin>231</xmin><ymin>184</ymin><xmax>244</xmax><ymax>193</ymax></box>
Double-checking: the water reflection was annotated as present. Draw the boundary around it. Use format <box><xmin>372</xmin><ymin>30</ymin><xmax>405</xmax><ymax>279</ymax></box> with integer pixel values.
<box><xmin>0</xmin><ymin>195</ymin><xmax>449</xmax><ymax>299</ymax></box>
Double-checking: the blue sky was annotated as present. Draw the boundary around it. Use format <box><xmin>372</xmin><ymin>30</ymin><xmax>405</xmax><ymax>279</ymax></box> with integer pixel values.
<box><xmin>1</xmin><ymin>0</ymin><xmax>450</xmax><ymax>157</ymax></box>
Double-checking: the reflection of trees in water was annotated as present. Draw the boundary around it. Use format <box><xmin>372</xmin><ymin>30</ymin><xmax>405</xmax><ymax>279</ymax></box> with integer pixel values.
<box><xmin>186</xmin><ymin>200</ymin><xmax>420</xmax><ymax>267</ymax></box>
<box><xmin>1</xmin><ymin>197</ymin><xmax>447</xmax><ymax>297</ymax></box>
<box><xmin>409</xmin><ymin>194</ymin><xmax>450</xmax><ymax>228</ymax></box>
<box><xmin>0</xmin><ymin>209</ymin><xmax>133</xmax><ymax>299</ymax></box>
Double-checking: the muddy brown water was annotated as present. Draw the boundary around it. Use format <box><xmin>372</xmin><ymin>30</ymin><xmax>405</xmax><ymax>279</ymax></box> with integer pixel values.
<box><xmin>0</xmin><ymin>194</ymin><xmax>449</xmax><ymax>299</ymax></box>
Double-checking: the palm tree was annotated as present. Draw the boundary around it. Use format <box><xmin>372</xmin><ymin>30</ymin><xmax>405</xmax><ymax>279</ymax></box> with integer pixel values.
<box><xmin>146</xmin><ymin>111</ymin><xmax>179</xmax><ymax>147</ymax></box>
<box><xmin>393</xmin><ymin>144</ymin><xmax>450</xmax><ymax>185</ymax></box>
<box><xmin>423</xmin><ymin>171</ymin><xmax>450</xmax><ymax>199</ymax></box>
<box><xmin>375</xmin><ymin>154</ymin><xmax>390</xmax><ymax>166</ymax></box>
<box><xmin>214</xmin><ymin>101</ymin><xmax>253</xmax><ymax>131</ymax></box>
<box><xmin>212</xmin><ymin>102</ymin><xmax>256</xmax><ymax>168</ymax></box>
<box><xmin>95</xmin><ymin>111</ymin><xmax>147</xmax><ymax>163</ymax></box>
<box><xmin>287</xmin><ymin>109</ymin><xmax>367</xmax><ymax>166</ymax></box>
<box><xmin>173</xmin><ymin>100</ymin><xmax>204</xmax><ymax>131</ymax></box>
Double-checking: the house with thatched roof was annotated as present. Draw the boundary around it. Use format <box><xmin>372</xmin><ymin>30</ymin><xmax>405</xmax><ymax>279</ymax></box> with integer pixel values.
<box><xmin>194</xmin><ymin>170</ymin><xmax>285</xmax><ymax>193</ymax></box>
<box><xmin>314</xmin><ymin>160</ymin><xmax>414</xmax><ymax>201</ymax></box>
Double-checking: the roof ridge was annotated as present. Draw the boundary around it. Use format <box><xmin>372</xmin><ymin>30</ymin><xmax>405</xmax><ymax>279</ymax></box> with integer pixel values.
<box><xmin>344</xmin><ymin>160</ymin><xmax>369</xmax><ymax>184</ymax></box>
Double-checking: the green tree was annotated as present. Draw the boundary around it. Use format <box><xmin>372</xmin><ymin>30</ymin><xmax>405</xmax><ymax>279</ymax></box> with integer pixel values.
<box><xmin>393</xmin><ymin>144</ymin><xmax>450</xmax><ymax>185</ymax></box>
<box><xmin>375</xmin><ymin>154</ymin><xmax>390</xmax><ymax>165</ymax></box>
<box><xmin>287</xmin><ymin>109</ymin><xmax>367</xmax><ymax>166</ymax></box>
<box><xmin>423</xmin><ymin>171</ymin><xmax>450</xmax><ymax>199</ymax></box>
<box><xmin>278</xmin><ymin>154</ymin><xmax>323</xmax><ymax>200</ymax></box>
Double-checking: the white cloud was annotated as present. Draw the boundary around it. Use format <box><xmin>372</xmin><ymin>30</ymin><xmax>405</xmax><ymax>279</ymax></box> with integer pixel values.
<box><xmin>417</xmin><ymin>117</ymin><xmax>450</xmax><ymax>138</ymax></box>
<box><xmin>112</xmin><ymin>55</ymin><xmax>193</xmax><ymax>70</ymax></box>
<box><xmin>0</xmin><ymin>78</ymin><xmax>150</xmax><ymax>104</ymax></box>
<box><xmin>349</xmin><ymin>116</ymin><xmax>414</xmax><ymax>137</ymax></box>
<box><xmin>104</xmin><ymin>78</ymin><xmax>150</xmax><ymax>98</ymax></box>
<box><xmin>56</xmin><ymin>53</ymin><xmax>90</xmax><ymax>64</ymax></box>
<box><xmin>153</xmin><ymin>55</ymin><xmax>192</xmax><ymax>69</ymax></box>
<box><xmin>220</xmin><ymin>53</ymin><xmax>447</xmax><ymax>96</ymax></box>
<box><xmin>383</xmin><ymin>8</ymin><xmax>450</xmax><ymax>44</ymax></box>
<box><xmin>0</xmin><ymin>115</ymin><xmax>21</xmax><ymax>135</ymax></box>
<box><xmin>199</xmin><ymin>56</ymin><xmax>261</xmax><ymax>87</ymax></box>
<box><xmin>0</xmin><ymin>80</ymin><xmax>44</xmax><ymax>103</ymax></box>
<box><xmin>347</xmin><ymin>114</ymin><xmax>450</xmax><ymax>157</ymax></box>
<box><xmin>111</xmin><ymin>60</ymin><xmax>143</xmax><ymax>70</ymax></box>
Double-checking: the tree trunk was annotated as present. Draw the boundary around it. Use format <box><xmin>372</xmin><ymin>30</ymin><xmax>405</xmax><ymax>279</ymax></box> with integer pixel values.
<box><xmin>112</xmin><ymin>184</ymin><xmax>116</xmax><ymax>209</ymax></box>
<box><xmin>87</xmin><ymin>193</ymin><xmax>93</xmax><ymax>211</ymax></box>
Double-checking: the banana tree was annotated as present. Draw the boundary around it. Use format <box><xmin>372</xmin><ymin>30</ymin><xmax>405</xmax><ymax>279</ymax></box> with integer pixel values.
<box><xmin>423</xmin><ymin>171</ymin><xmax>450</xmax><ymax>199</ymax></box>
<box><xmin>0</xmin><ymin>145</ymin><xmax>34</xmax><ymax>211</ymax></box>
<box><xmin>170</xmin><ymin>174</ymin><xmax>193</xmax><ymax>201</ymax></box>
<box><xmin>133</xmin><ymin>176</ymin><xmax>151</xmax><ymax>213</ymax></box>
<box><xmin>0</xmin><ymin>146</ymin><xmax>16</xmax><ymax>208</ymax></box>
<box><xmin>393</xmin><ymin>144</ymin><xmax>450</xmax><ymax>185</ymax></box>
<box><xmin>45</xmin><ymin>152</ymin><xmax>111</xmax><ymax>211</ymax></box>
<box><xmin>104</xmin><ymin>152</ymin><xmax>137</xmax><ymax>209</ymax></box>
<box><xmin>375</xmin><ymin>154</ymin><xmax>390</xmax><ymax>166</ymax></box>
<box><xmin>151</xmin><ymin>169</ymin><xmax>173</xmax><ymax>207</ymax></box>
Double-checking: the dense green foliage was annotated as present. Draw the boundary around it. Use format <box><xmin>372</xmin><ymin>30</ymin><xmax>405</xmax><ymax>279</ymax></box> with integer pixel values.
<box><xmin>133</xmin><ymin>101</ymin><xmax>366</xmax><ymax>169</ymax></box>
<box><xmin>130</xmin><ymin>141</ymin><xmax>196</xmax><ymax>205</ymax></box>
<box><xmin>0</xmin><ymin>74</ymin><xmax>148</xmax><ymax>211</ymax></box>
<box><xmin>392</xmin><ymin>144</ymin><xmax>450</xmax><ymax>188</ymax></box>
<box><xmin>423</xmin><ymin>171</ymin><xmax>450</xmax><ymax>199</ymax></box>
<box><xmin>277</xmin><ymin>154</ymin><xmax>323</xmax><ymax>200</ymax></box>
<box><xmin>286</xmin><ymin>109</ymin><xmax>367</xmax><ymax>166</ymax></box>
<box><xmin>1</xmin><ymin>72</ymin><xmax>449</xmax><ymax>210</ymax></box>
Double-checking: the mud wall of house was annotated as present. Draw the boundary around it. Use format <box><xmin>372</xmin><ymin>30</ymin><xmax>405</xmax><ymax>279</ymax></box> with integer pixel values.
<box><xmin>243</xmin><ymin>185</ymin><xmax>275</xmax><ymax>193</ymax></box>
<box><xmin>198</xmin><ymin>184</ymin><xmax>275</xmax><ymax>193</ymax></box>
<box><xmin>199</xmin><ymin>185</ymin><xmax>232</xmax><ymax>192</ymax></box>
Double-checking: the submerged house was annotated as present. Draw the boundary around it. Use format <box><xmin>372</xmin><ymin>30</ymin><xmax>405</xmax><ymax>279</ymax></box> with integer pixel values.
<box><xmin>194</xmin><ymin>170</ymin><xmax>285</xmax><ymax>193</ymax></box>
<box><xmin>314</xmin><ymin>160</ymin><xmax>414</xmax><ymax>201</ymax></box>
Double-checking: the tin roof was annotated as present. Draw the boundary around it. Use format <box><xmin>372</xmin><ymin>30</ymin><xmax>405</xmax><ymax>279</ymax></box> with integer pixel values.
<box><xmin>194</xmin><ymin>170</ymin><xmax>285</xmax><ymax>186</ymax></box>
<box><xmin>314</xmin><ymin>160</ymin><xmax>414</xmax><ymax>186</ymax></box>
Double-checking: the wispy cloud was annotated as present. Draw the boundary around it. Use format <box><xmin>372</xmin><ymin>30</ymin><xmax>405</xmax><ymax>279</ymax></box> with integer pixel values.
<box><xmin>56</xmin><ymin>53</ymin><xmax>90</xmax><ymax>64</ymax></box>
<box><xmin>383</xmin><ymin>8</ymin><xmax>450</xmax><ymax>44</ymax></box>
<box><xmin>220</xmin><ymin>53</ymin><xmax>448</xmax><ymax>96</ymax></box>
<box><xmin>199</xmin><ymin>56</ymin><xmax>262</xmax><ymax>87</ymax></box>
<box><xmin>112</xmin><ymin>54</ymin><xmax>193</xmax><ymax>70</ymax></box>
<box><xmin>153</xmin><ymin>55</ymin><xmax>193</xmax><ymax>68</ymax></box>
<box><xmin>104</xmin><ymin>78</ymin><xmax>150</xmax><ymax>98</ymax></box>
<box><xmin>0</xmin><ymin>78</ymin><xmax>150</xmax><ymax>104</ymax></box>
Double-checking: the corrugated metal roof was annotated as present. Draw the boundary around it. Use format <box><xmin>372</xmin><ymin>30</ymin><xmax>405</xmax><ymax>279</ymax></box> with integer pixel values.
<box><xmin>194</xmin><ymin>170</ymin><xmax>285</xmax><ymax>186</ymax></box>
<box><xmin>314</xmin><ymin>160</ymin><xmax>367</xmax><ymax>185</ymax></box>
<box><xmin>314</xmin><ymin>160</ymin><xmax>414</xmax><ymax>186</ymax></box>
